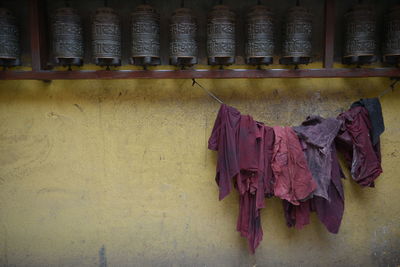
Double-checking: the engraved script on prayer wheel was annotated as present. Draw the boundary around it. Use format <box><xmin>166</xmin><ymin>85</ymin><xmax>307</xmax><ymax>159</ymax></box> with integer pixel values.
<box><xmin>92</xmin><ymin>7</ymin><xmax>121</xmax><ymax>67</ymax></box>
<box><xmin>280</xmin><ymin>4</ymin><xmax>312</xmax><ymax>65</ymax></box>
<box><xmin>0</xmin><ymin>8</ymin><xmax>20</xmax><ymax>67</ymax></box>
<box><xmin>383</xmin><ymin>5</ymin><xmax>400</xmax><ymax>65</ymax></box>
<box><xmin>343</xmin><ymin>4</ymin><xmax>377</xmax><ymax>65</ymax></box>
<box><xmin>51</xmin><ymin>7</ymin><xmax>84</xmax><ymax>67</ymax></box>
<box><xmin>169</xmin><ymin>7</ymin><xmax>197</xmax><ymax>66</ymax></box>
<box><xmin>207</xmin><ymin>5</ymin><xmax>236</xmax><ymax>66</ymax></box>
<box><xmin>130</xmin><ymin>4</ymin><xmax>160</xmax><ymax>66</ymax></box>
<box><xmin>245</xmin><ymin>4</ymin><xmax>274</xmax><ymax>65</ymax></box>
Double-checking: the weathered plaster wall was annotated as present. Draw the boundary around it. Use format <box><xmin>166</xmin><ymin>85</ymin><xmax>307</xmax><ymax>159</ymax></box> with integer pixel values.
<box><xmin>0</xmin><ymin>75</ymin><xmax>399</xmax><ymax>267</ymax></box>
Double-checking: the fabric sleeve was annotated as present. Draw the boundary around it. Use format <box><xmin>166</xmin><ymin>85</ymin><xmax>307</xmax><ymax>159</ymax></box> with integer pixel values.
<box><xmin>208</xmin><ymin>104</ymin><xmax>225</xmax><ymax>151</ymax></box>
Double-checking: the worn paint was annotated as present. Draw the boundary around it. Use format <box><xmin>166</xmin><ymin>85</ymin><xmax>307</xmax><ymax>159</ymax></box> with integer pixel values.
<box><xmin>0</xmin><ymin>65</ymin><xmax>399</xmax><ymax>266</ymax></box>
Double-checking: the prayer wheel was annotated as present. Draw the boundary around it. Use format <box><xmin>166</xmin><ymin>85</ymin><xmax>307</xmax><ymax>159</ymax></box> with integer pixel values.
<box><xmin>92</xmin><ymin>7</ymin><xmax>121</xmax><ymax>67</ymax></box>
<box><xmin>207</xmin><ymin>4</ymin><xmax>236</xmax><ymax>66</ymax></box>
<box><xmin>382</xmin><ymin>5</ymin><xmax>400</xmax><ymax>65</ymax></box>
<box><xmin>245</xmin><ymin>3</ymin><xmax>274</xmax><ymax>65</ymax></box>
<box><xmin>0</xmin><ymin>8</ymin><xmax>20</xmax><ymax>67</ymax></box>
<box><xmin>280</xmin><ymin>1</ymin><xmax>312</xmax><ymax>65</ymax></box>
<box><xmin>343</xmin><ymin>3</ymin><xmax>377</xmax><ymax>65</ymax></box>
<box><xmin>51</xmin><ymin>6</ymin><xmax>84</xmax><ymax>67</ymax></box>
<box><xmin>169</xmin><ymin>6</ymin><xmax>198</xmax><ymax>67</ymax></box>
<box><xmin>130</xmin><ymin>4</ymin><xmax>160</xmax><ymax>66</ymax></box>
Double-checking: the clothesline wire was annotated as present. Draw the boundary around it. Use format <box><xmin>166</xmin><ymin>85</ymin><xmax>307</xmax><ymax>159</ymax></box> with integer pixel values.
<box><xmin>192</xmin><ymin>78</ymin><xmax>224</xmax><ymax>104</ymax></box>
<box><xmin>378</xmin><ymin>78</ymin><xmax>400</xmax><ymax>98</ymax></box>
<box><xmin>192</xmin><ymin>77</ymin><xmax>400</xmax><ymax>104</ymax></box>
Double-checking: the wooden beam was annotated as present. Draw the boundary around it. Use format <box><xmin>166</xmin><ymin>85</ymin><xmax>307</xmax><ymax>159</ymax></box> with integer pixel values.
<box><xmin>1</xmin><ymin>68</ymin><xmax>400</xmax><ymax>80</ymax></box>
<box><xmin>29</xmin><ymin>0</ymin><xmax>48</xmax><ymax>71</ymax></box>
<box><xmin>323</xmin><ymin>0</ymin><xmax>335</xmax><ymax>68</ymax></box>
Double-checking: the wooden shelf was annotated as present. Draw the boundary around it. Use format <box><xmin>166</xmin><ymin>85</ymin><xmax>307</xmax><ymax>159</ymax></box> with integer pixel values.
<box><xmin>1</xmin><ymin>68</ymin><xmax>400</xmax><ymax>80</ymax></box>
<box><xmin>0</xmin><ymin>0</ymin><xmax>398</xmax><ymax>81</ymax></box>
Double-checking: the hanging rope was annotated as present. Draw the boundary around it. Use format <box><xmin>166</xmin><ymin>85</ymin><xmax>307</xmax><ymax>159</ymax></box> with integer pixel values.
<box><xmin>378</xmin><ymin>78</ymin><xmax>400</xmax><ymax>98</ymax></box>
<box><xmin>192</xmin><ymin>77</ymin><xmax>399</xmax><ymax>105</ymax></box>
<box><xmin>192</xmin><ymin>79</ymin><xmax>224</xmax><ymax>104</ymax></box>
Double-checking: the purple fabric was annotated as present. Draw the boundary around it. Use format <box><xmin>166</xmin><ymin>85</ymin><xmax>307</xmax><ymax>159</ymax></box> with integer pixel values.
<box><xmin>282</xmin><ymin>147</ymin><xmax>344</xmax><ymax>233</ymax></box>
<box><xmin>336</xmin><ymin>106</ymin><xmax>383</xmax><ymax>187</ymax></box>
<box><xmin>208</xmin><ymin>104</ymin><xmax>240</xmax><ymax>200</ymax></box>
<box><xmin>351</xmin><ymin>98</ymin><xmax>384</xmax><ymax>146</ymax></box>
<box><xmin>208</xmin><ymin>105</ymin><xmax>275</xmax><ymax>253</ymax></box>
<box><xmin>261</xmin><ymin>126</ymin><xmax>275</xmax><ymax>198</ymax></box>
<box><xmin>312</xmin><ymin>145</ymin><xmax>344</xmax><ymax>234</ymax></box>
<box><xmin>237</xmin><ymin>189</ymin><xmax>263</xmax><ymax>253</ymax></box>
<box><xmin>282</xmin><ymin>199</ymin><xmax>311</xmax><ymax>230</ymax></box>
<box><xmin>236</xmin><ymin>115</ymin><xmax>265</xmax><ymax>253</ymax></box>
<box><xmin>209</xmin><ymin>104</ymin><xmax>383</xmax><ymax>251</ymax></box>
<box><xmin>283</xmin><ymin>115</ymin><xmax>345</xmax><ymax>234</ymax></box>
<box><xmin>293</xmin><ymin>116</ymin><xmax>342</xmax><ymax>201</ymax></box>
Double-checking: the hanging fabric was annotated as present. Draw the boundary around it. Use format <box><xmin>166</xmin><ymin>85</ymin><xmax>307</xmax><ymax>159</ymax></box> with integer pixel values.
<box><xmin>204</xmin><ymin>82</ymin><xmax>393</xmax><ymax>252</ymax></box>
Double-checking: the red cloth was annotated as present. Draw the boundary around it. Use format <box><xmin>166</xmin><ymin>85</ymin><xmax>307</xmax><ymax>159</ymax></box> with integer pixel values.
<box><xmin>271</xmin><ymin>126</ymin><xmax>317</xmax><ymax>205</ymax></box>
<box><xmin>283</xmin><ymin>145</ymin><xmax>345</xmax><ymax>233</ymax></box>
<box><xmin>336</xmin><ymin>106</ymin><xmax>382</xmax><ymax>187</ymax></box>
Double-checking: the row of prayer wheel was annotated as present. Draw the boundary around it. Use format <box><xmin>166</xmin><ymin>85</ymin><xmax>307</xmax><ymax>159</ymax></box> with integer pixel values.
<box><xmin>1</xmin><ymin>1</ymin><xmax>400</xmax><ymax>68</ymax></box>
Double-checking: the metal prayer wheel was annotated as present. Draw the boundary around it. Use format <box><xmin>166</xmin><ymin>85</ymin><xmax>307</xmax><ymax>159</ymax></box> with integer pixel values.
<box><xmin>343</xmin><ymin>3</ymin><xmax>377</xmax><ymax>65</ymax></box>
<box><xmin>382</xmin><ymin>5</ymin><xmax>400</xmax><ymax>65</ymax></box>
<box><xmin>0</xmin><ymin>8</ymin><xmax>20</xmax><ymax>67</ymax></box>
<box><xmin>130</xmin><ymin>4</ymin><xmax>160</xmax><ymax>66</ymax></box>
<box><xmin>169</xmin><ymin>7</ymin><xmax>198</xmax><ymax>66</ymax></box>
<box><xmin>207</xmin><ymin>4</ymin><xmax>236</xmax><ymax>66</ymax></box>
<box><xmin>92</xmin><ymin>7</ymin><xmax>121</xmax><ymax>67</ymax></box>
<box><xmin>280</xmin><ymin>3</ymin><xmax>312</xmax><ymax>65</ymax></box>
<box><xmin>245</xmin><ymin>4</ymin><xmax>274</xmax><ymax>65</ymax></box>
<box><xmin>51</xmin><ymin>7</ymin><xmax>84</xmax><ymax>67</ymax></box>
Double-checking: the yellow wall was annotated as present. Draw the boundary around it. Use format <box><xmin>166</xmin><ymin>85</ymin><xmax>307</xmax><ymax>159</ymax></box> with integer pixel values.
<box><xmin>0</xmin><ymin>74</ymin><xmax>399</xmax><ymax>266</ymax></box>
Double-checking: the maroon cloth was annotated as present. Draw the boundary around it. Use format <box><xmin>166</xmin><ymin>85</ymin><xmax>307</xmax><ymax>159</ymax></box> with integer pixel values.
<box><xmin>208</xmin><ymin>105</ymin><xmax>275</xmax><ymax>253</ymax></box>
<box><xmin>283</xmin><ymin>116</ymin><xmax>344</xmax><ymax>233</ymax></box>
<box><xmin>261</xmin><ymin>126</ymin><xmax>276</xmax><ymax>198</ymax></box>
<box><xmin>208</xmin><ymin>104</ymin><xmax>240</xmax><ymax>200</ymax></box>
<box><xmin>283</xmin><ymin>115</ymin><xmax>344</xmax><ymax>233</ymax></box>
<box><xmin>237</xmin><ymin>189</ymin><xmax>262</xmax><ymax>253</ymax></box>
<box><xmin>236</xmin><ymin>115</ymin><xmax>262</xmax><ymax>199</ymax></box>
<box><xmin>282</xmin><ymin>145</ymin><xmax>345</xmax><ymax>233</ymax></box>
<box><xmin>283</xmin><ymin>199</ymin><xmax>311</xmax><ymax>230</ymax></box>
<box><xmin>336</xmin><ymin>106</ymin><xmax>382</xmax><ymax>187</ymax></box>
<box><xmin>209</xmin><ymin>104</ymin><xmax>384</xmax><ymax>250</ymax></box>
<box><xmin>271</xmin><ymin>126</ymin><xmax>317</xmax><ymax>205</ymax></box>
<box><xmin>235</xmin><ymin>115</ymin><xmax>264</xmax><ymax>253</ymax></box>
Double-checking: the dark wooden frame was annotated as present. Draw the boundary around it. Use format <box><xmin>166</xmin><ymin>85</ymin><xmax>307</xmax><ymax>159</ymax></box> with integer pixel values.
<box><xmin>1</xmin><ymin>0</ymin><xmax>399</xmax><ymax>80</ymax></box>
<box><xmin>29</xmin><ymin>0</ymin><xmax>48</xmax><ymax>71</ymax></box>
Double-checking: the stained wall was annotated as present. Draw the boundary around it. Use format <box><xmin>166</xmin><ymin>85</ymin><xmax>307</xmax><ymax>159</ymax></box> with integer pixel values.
<box><xmin>0</xmin><ymin>71</ymin><xmax>399</xmax><ymax>266</ymax></box>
